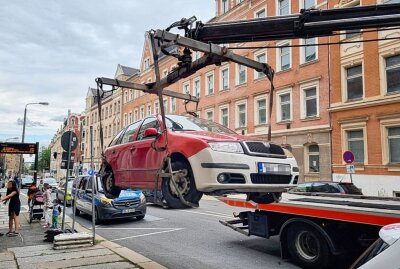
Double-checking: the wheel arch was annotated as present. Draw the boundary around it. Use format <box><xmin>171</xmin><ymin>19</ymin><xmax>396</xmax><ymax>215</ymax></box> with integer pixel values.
<box><xmin>279</xmin><ymin>218</ymin><xmax>339</xmax><ymax>260</ymax></box>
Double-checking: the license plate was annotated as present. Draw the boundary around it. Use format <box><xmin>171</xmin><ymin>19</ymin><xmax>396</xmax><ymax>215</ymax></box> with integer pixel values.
<box><xmin>257</xmin><ymin>163</ymin><xmax>291</xmax><ymax>175</ymax></box>
<box><xmin>122</xmin><ymin>208</ymin><xmax>136</xmax><ymax>214</ymax></box>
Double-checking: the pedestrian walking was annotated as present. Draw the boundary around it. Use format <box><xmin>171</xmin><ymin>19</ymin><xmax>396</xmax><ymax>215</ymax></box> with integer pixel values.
<box><xmin>0</xmin><ymin>180</ymin><xmax>21</xmax><ymax>237</ymax></box>
<box><xmin>43</xmin><ymin>183</ymin><xmax>52</xmax><ymax>228</ymax></box>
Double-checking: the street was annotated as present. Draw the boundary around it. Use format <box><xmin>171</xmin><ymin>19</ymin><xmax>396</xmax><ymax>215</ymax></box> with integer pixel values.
<box><xmin>59</xmin><ymin>195</ymin><xmax>299</xmax><ymax>269</ymax></box>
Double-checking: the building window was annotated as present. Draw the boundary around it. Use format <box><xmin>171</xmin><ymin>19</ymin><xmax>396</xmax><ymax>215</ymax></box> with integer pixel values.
<box><xmin>345</xmin><ymin>29</ymin><xmax>361</xmax><ymax>39</ymax></box>
<box><xmin>147</xmin><ymin>104</ymin><xmax>151</xmax><ymax>116</ymax></box>
<box><xmin>134</xmin><ymin>109</ymin><xmax>138</xmax><ymax>122</ymax></box>
<box><xmin>206</xmin><ymin>73</ymin><xmax>214</xmax><ymax>95</ymax></box>
<box><xmin>302</xmin><ymin>0</ymin><xmax>315</xmax><ymax>9</ymax></box>
<box><xmin>140</xmin><ymin>106</ymin><xmax>145</xmax><ymax>119</ymax></box>
<box><xmin>144</xmin><ymin>58</ymin><xmax>150</xmax><ymax>70</ymax></box>
<box><xmin>255</xmin><ymin>52</ymin><xmax>266</xmax><ymax>79</ymax></box>
<box><xmin>237</xmin><ymin>64</ymin><xmax>247</xmax><ymax>85</ymax></box>
<box><xmin>183</xmin><ymin>82</ymin><xmax>190</xmax><ymax>94</ymax></box>
<box><xmin>303</xmin><ymin>86</ymin><xmax>318</xmax><ymax>118</ymax></box>
<box><xmin>278</xmin><ymin>91</ymin><xmax>291</xmax><ymax>122</ymax></box>
<box><xmin>220</xmin><ymin>106</ymin><xmax>229</xmax><ymax>127</ymax></box>
<box><xmin>308</xmin><ymin>145</ymin><xmax>320</xmax><ymax>173</ymax></box>
<box><xmin>221</xmin><ymin>0</ymin><xmax>228</xmax><ymax>14</ymax></box>
<box><xmin>171</xmin><ymin>97</ymin><xmax>176</xmax><ymax>113</ymax></box>
<box><xmin>193</xmin><ymin>79</ymin><xmax>200</xmax><ymax>97</ymax></box>
<box><xmin>278</xmin><ymin>0</ymin><xmax>290</xmax><ymax>15</ymax></box>
<box><xmin>385</xmin><ymin>55</ymin><xmax>400</xmax><ymax>94</ymax></box>
<box><xmin>124</xmin><ymin>91</ymin><xmax>128</xmax><ymax>103</ymax></box>
<box><xmin>163</xmin><ymin>99</ymin><xmax>168</xmax><ymax>113</ymax></box>
<box><xmin>256</xmin><ymin>98</ymin><xmax>267</xmax><ymax>125</ymax></box>
<box><xmin>346</xmin><ymin>65</ymin><xmax>363</xmax><ymax>100</ymax></box>
<box><xmin>206</xmin><ymin>110</ymin><xmax>214</xmax><ymax>121</ymax></box>
<box><xmin>129</xmin><ymin>89</ymin><xmax>133</xmax><ymax>101</ymax></box>
<box><xmin>302</xmin><ymin>38</ymin><xmax>317</xmax><ymax>63</ymax></box>
<box><xmin>128</xmin><ymin>112</ymin><xmax>132</xmax><ymax>124</ymax></box>
<box><xmin>221</xmin><ymin>68</ymin><xmax>229</xmax><ymax>90</ymax></box>
<box><xmin>236</xmin><ymin>103</ymin><xmax>247</xmax><ymax>128</ymax></box>
<box><xmin>388</xmin><ymin>127</ymin><xmax>400</xmax><ymax>163</ymax></box>
<box><xmin>256</xmin><ymin>8</ymin><xmax>266</xmax><ymax>18</ymax></box>
<box><xmin>278</xmin><ymin>42</ymin><xmax>291</xmax><ymax>71</ymax></box>
<box><xmin>347</xmin><ymin>130</ymin><xmax>364</xmax><ymax>164</ymax></box>
<box><xmin>162</xmin><ymin>69</ymin><xmax>168</xmax><ymax>78</ymax></box>
<box><xmin>154</xmin><ymin>101</ymin><xmax>159</xmax><ymax>114</ymax></box>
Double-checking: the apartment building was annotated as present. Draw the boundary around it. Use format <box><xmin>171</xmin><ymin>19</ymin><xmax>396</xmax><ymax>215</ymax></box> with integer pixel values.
<box><xmin>82</xmin><ymin>64</ymin><xmax>139</xmax><ymax>172</ymax></box>
<box><xmin>330</xmin><ymin>0</ymin><xmax>400</xmax><ymax>196</ymax></box>
<box><xmin>121</xmin><ymin>0</ymin><xmax>332</xmax><ymax>181</ymax></box>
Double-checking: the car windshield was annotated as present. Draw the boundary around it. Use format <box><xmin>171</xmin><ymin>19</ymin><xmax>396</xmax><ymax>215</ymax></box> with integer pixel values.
<box><xmin>165</xmin><ymin>115</ymin><xmax>236</xmax><ymax>134</ymax></box>
<box><xmin>43</xmin><ymin>178</ymin><xmax>57</xmax><ymax>185</ymax></box>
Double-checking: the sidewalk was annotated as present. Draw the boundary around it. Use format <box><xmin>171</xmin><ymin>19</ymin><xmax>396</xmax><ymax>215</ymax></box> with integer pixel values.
<box><xmin>0</xmin><ymin>188</ymin><xmax>167</xmax><ymax>269</ymax></box>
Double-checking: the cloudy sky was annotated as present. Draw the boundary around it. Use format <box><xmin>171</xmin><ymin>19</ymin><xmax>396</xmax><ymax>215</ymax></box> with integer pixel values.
<box><xmin>0</xmin><ymin>0</ymin><xmax>214</xmax><ymax>147</ymax></box>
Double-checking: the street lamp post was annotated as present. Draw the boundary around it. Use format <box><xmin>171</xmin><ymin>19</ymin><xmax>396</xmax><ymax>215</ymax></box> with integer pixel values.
<box><xmin>19</xmin><ymin>102</ymin><xmax>49</xmax><ymax>187</ymax></box>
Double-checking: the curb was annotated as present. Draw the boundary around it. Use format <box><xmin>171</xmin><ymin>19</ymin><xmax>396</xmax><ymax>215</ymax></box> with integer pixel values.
<box><xmin>63</xmin><ymin>214</ymin><xmax>167</xmax><ymax>269</ymax></box>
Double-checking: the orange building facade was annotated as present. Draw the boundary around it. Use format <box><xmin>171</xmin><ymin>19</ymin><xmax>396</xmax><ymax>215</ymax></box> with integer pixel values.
<box><xmin>329</xmin><ymin>0</ymin><xmax>400</xmax><ymax>196</ymax></box>
<box><xmin>121</xmin><ymin>0</ymin><xmax>332</xmax><ymax>182</ymax></box>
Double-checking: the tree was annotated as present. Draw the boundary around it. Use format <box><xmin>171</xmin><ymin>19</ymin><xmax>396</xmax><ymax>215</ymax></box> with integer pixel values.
<box><xmin>38</xmin><ymin>147</ymin><xmax>51</xmax><ymax>172</ymax></box>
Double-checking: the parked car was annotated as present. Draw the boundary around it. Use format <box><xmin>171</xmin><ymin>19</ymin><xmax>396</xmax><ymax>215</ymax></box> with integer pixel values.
<box><xmin>21</xmin><ymin>176</ymin><xmax>34</xmax><ymax>188</ymax></box>
<box><xmin>42</xmin><ymin>177</ymin><xmax>58</xmax><ymax>192</ymax></box>
<box><xmin>288</xmin><ymin>181</ymin><xmax>363</xmax><ymax>195</ymax></box>
<box><xmin>350</xmin><ymin>223</ymin><xmax>400</xmax><ymax>269</ymax></box>
<box><xmin>72</xmin><ymin>176</ymin><xmax>146</xmax><ymax>224</ymax></box>
<box><xmin>56</xmin><ymin>180</ymin><xmax>73</xmax><ymax>206</ymax></box>
<box><xmin>101</xmin><ymin>114</ymin><xmax>299</xmax><ymax>208</ymax></box>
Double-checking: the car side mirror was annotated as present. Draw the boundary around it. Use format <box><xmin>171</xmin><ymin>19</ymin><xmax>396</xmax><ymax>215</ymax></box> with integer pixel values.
<box><xmin>144</xmin><ymin>128</ymin><xmax>159</xmax><ymax>138</ymax></box>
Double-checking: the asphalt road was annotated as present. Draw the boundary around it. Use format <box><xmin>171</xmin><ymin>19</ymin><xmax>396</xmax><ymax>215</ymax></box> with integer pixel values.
<box><xmin>63</xmin><ymin>196</ymin><xmax>300</xmax><ymax>269</ymax></box>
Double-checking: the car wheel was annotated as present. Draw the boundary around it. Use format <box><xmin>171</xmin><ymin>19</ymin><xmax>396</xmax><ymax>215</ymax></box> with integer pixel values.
<box><xmin>135</xmin><ymin>215</ymin><xmax>145</xmax><ymax>220</ymax></box>
<box><xmin>102</xmin><ymin>168</ymin><xmax>120</xmax><ymax>197</ymax></box>
<box><xmin>94</xmin><ymin>208</ymin><xmax>102</xmax><ymax>225</ymax></box>
<box><xmin>247</xmin><ymin>192</ymin><xmax>282</xmax><ymax>204</ymax></box>
<box><xmin>161</xmin><ymin>160</ymin><xmax>203</xmax><ymax>209</ymax></box>
<box><xmin>74</xmin><ymin>204</ymin><xmax>80</xmax><ymax>216</ymax></box>
<box><xmin>287</xmin><ymin>223</ymin><xmax>331</xmax><ymax>269</ymax></box>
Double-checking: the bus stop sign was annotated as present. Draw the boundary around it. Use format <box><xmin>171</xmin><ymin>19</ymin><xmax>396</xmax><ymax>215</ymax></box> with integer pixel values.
<box><xmin>343</xmin><ymin>150</ymin><xmax>355</xmax><ymax>164</ymax></box>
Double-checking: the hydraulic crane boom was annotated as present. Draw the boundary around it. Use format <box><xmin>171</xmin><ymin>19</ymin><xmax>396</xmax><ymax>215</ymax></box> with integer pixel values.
<box><xmin>187</xmin><ymin>3</ymin><xmax>400</xmax><ymax>43</ymax></box>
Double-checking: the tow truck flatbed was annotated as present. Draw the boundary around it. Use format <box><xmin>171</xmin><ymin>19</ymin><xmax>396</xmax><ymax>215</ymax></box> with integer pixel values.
<box><xmin>218</xmin><ymin>193</ymin><xmax>400</xmax><ymax>268</ymax></box>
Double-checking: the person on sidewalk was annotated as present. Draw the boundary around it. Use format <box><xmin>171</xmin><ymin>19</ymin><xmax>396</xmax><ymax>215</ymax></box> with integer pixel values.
<box><xmin>43</xmin><ymin>183</ymin><xmax>52</xmax><ymax>228</ymax></box>
<box><xmin>0</xmin><ymin>180</ymin><xmax>21</xmax><ymax>237</ymax></box>
<box><xmin>27</xmin><ymin>182</ymin><xmax>38</xmax><ymax>209</ymax></box>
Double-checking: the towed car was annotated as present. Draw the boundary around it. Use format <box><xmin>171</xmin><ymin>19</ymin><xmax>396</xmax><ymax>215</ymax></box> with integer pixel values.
<box><xmin>101</xmin><ymin>114</ymin><xmax>299</xmax><ymax>209</ymax></box>
<box><xmin>73</xmin><ymin>175</ymin><xmax>146</xmax><ymax>224</ymax></box>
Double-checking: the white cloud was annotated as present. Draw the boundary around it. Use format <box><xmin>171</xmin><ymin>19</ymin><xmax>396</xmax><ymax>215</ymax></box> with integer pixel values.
<box><xmin>0</xmin><ymin>0</ymin><xmax>215</xmax><ymax>144</ymax></box>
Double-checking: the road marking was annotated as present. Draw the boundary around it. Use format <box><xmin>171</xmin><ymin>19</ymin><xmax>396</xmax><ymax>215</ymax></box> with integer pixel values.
<box><xmin>97</xmin><ymin>227</ymin><xmax>183</xmax><ymax>230</ymax></box>
<box><xmin>181</xmin><ymin>210</ymin><xmax>231</xmax><ymax>219</ymax></box>
<box><xmin>204</xmin><ymin>210</ymin><xmax>233</xmax><ymax>218</ymax></box>
<box><xmin>111</xmin><ymin>228</ymin><xmax>184</xmax><ymax>242</ymax></box>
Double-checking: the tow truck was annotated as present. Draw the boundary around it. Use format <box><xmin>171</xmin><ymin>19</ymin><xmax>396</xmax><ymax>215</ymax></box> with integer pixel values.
<box><xmin>93</xmin><ymin>3</ymin><xmax>400</xmax><ymax>266</ymax></box>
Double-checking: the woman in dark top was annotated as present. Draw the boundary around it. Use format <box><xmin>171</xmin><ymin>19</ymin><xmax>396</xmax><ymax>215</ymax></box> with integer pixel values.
<box><xmin>0</xmin><ymin>180</ymin><xmax>21</xmax><ymax>236</ymax></box>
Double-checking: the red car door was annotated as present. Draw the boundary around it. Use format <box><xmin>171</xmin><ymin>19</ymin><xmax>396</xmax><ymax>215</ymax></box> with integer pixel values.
<box><xmin>130</xmin><ymin>117</ymin><xmax>166</xmax><ymax>189</ymax></box>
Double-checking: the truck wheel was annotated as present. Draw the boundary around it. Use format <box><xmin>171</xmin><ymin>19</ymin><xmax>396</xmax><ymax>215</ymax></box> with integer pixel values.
<box><xmin>248</xmin><ymin>192</ymin><xmax>282</xmax><ymax>204</ymax></box>
<box><xmin>161</xmin><ymin>160</ymin><xmax>203</xmax><ymax>209</ymax></box>
<box><xmin>287</xmin><ymin>223</ymin><xmax>331</xmax><ymax>269</ymax></box>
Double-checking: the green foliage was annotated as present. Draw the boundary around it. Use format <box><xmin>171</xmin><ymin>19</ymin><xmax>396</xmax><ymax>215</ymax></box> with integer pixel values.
<box><xmin>38</xmin><ymin>147</ymin><xmax>51</xmax><ymax>171</ymax></box>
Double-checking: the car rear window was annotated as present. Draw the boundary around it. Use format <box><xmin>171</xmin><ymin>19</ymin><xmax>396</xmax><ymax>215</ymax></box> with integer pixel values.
<box><xmin>340</xmin><ymin>184</ymin><xmax>363</xmax><ymax>195</ymax></box>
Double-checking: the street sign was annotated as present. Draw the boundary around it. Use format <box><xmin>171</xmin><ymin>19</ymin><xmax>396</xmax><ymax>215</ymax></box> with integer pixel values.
<box><xmin>61</xmin><ymin>131</ymin><xmax>78</xmax><ymax>152</ymax></box>
<box><xmin>346</xmin><ymin>164</ymin><xmax>355</xmax><ymax>174</ymax></box>
<box><xmin>343</xmin><ymin>150</ymin><xmax>355</xmax><ymax>164</ymax></box>
<box><xmin>0</xmin><ymin>142</ymin><xmax>37</xmax><ymax>154</ymax></box>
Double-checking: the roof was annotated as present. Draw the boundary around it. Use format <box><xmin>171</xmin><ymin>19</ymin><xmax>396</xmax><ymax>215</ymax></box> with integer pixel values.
<box><xmin>119</xmin><ymin>65</ymin><xmax>139</xmax><ymax>76</ymax></box>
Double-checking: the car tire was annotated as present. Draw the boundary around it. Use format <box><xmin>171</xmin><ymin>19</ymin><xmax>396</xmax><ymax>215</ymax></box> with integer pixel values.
<box><xmin>247</xmin><ymin>192</ymin><xmax>282</xmax><ymax>204</ymax></box>
<box><xmin>74</xmin><ymin>204</ymin><xmax>80</xmax><ymax>216</ymax></box>
<box><xmin>287</xmin><ymin>223</ymin><xmax>331</xmax><ymax>269</ymax></box>
<box><xmin>135</xmin><ymin>215</ymin><xmax>145</xmax><ymax>220</ymax></box>
<box><xmin>101</xmin><ymin>167</ymin><xmax>120</xmax><ymax>197</ymax></box>
<box><xmin>161</xmin><ymin>160</ymin><xmax>203</xmax><ymax>209</ymax></box>
<box><xmin>94</xmin><ymin>207</ymin><xmax>102</xmax><ymax>225</ymax></box>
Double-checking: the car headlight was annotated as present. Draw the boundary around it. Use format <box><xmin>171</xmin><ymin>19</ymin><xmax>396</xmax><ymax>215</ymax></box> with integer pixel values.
<box><xmin>208</xmin><ymin>142</ymin><xmax>244</xmax><ymax>154</ymax></box>
<box><xmin>140</xmin><ymin>193</ymin><xmax>146</xmax><ymax>203</ymax></box>
<box><xmin>100</xmin><ymin>197</ymin><xmax>112</xmax><ymax>207</ymax></box>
